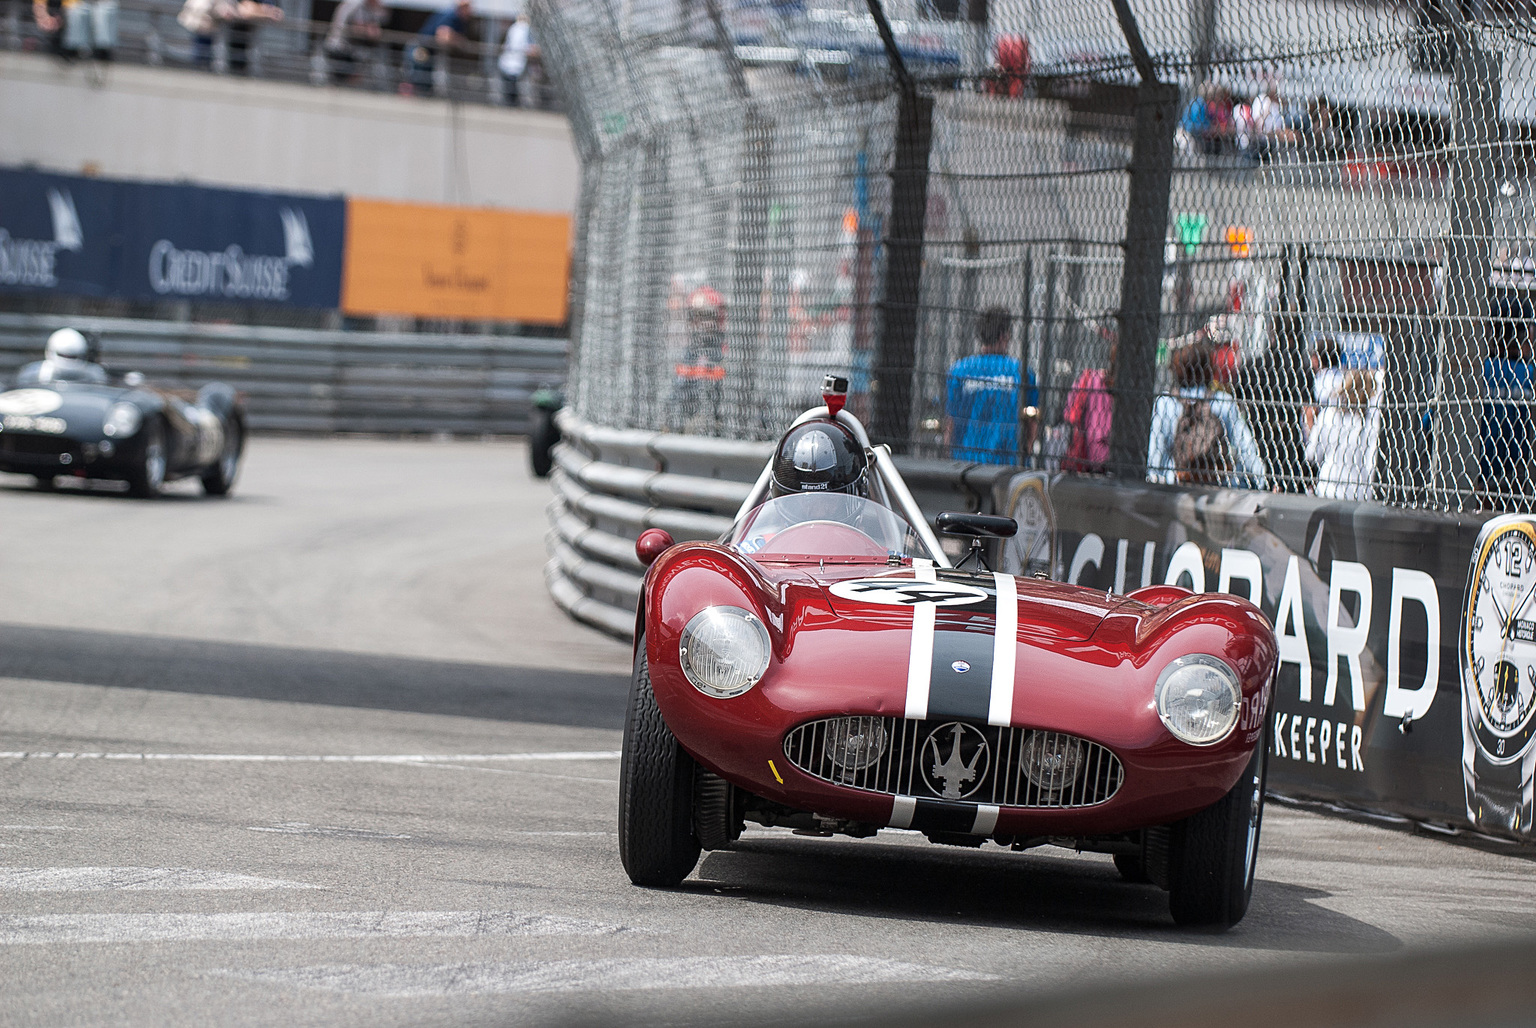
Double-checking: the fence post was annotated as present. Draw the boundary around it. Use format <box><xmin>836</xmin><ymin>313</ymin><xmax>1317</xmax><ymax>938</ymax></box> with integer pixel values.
<box><xmin>865</xmin><ymin>0</ymin><xmax>932</xmax><ymax>453</ymax></box>
<box><xmin>1108</xmin><ymin>0</ymin><xmax>1177</xmax><ymax>481</ymax></box>
<box><xmin>1429</xmin><ymin>24</ymin><xmax>1500</xmax><ymax>510</ymax></box>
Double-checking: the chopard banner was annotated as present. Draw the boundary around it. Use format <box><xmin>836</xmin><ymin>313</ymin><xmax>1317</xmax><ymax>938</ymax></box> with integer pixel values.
<box><xmin>996</xmin><ymin>472</ymin><xmax>1535</xmax><ymax>843</ymax></box>
<box><xmin>0</xmin><ymin>168</ymin><xmax>345</xmax><ymax>308</ymax></box>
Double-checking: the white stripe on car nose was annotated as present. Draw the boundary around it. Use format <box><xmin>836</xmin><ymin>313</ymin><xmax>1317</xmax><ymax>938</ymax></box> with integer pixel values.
<box><xmin>903</xmin><ymin>559</ymin><xmax>937</xmax><ymax>720</ymax></box>
<box><xmin>988</xmin><ymin>572</ymin><xmax>1017</xmax><ymax>727</ymax></box>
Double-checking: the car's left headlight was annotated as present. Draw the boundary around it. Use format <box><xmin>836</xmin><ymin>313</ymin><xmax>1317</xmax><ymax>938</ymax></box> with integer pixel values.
<box><xmin>102</xmin><ymin>402</ymin><xmax>142</xmax><ymax>439</ymax></box>
<box><xmin>679</xmin><ymin>606</ymin><xmax>771</xmax><ymax>699</ymax></box>
<box><xmin>1156</xmin><ymin>654</ymin><xmax>1241</xmax><ymax>746</ymax></box>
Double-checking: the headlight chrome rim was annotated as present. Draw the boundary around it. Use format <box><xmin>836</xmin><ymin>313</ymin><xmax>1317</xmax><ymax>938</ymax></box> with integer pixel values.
<box><xmin>102</xmin><ymin>402</ymin><xmax>142</xmax><ymax>439</ymax></box>
<box><xmin>678</xmin><ymin>605</ymin><xmax>771</xmax><ymax>699</ymax></box>
<box><xmin>1156</xmin><ymin>653</ymin><xmax>1241</xmax><ymax>746</ymax></box>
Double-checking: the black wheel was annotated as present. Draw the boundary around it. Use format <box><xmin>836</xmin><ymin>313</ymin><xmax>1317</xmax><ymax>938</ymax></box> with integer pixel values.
<box><xmin>618</xmin><ymin>639</ymin><xmax>701</xmax><ymax>886</ymax></box>
<box><xmin>201</xmin><ymin>418</ymin><xmax>243</xmax><ymax>497</ymax></box>
<box><xmin>1114</xmin><ymin>851</ymin><xmax>1152</xmax><ymax>884</ymax></box>
<box><xmin>528</xmin><ymin>407</ymin><xmax>559</xmax><ymax>479</ymax></box>
<box><xmin>1167</xmin><ymin>740</ymin><xmax>1267</xmax><ymax>928</ymax></box>
<box><xmin>126</xmin><ymin>419</ymin><xmax>166</xmax><ymax>499</ymax></box>
<box><xmin>693</xmin><ymin>767</ymin><xmax>741</xmax><ymax>852</ymax></box>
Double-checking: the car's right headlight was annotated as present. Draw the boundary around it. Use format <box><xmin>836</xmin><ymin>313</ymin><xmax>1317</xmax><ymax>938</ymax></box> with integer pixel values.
<box><xmin>102</xmin><ymin>402</ymin><xmax>142</xmax><ymax>439</ymax></box>
<box><xmin>1156</xmin><ymin>654</ymin><xmax>1241</xmax><ymax>746</ymax></box>
<box><xmin>679</xmin><ymin>606</ymin><xmax>771</xmax><ymax>699</ymax></box>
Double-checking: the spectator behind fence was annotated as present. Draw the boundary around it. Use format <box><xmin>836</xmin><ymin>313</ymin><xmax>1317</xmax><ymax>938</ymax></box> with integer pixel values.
<box><xmin>407</xmin><ymin>0</ymin><xmax>474</xmax><ymax>97</ymax></box>
<box><xmin>498</xmin><ymin>12</ymin><xmax>537</xmax><ymax>106</ymax></box>
<box><xmin>1303</xmin><ymin>333</ymin><xmax>1345</xmax><ymax>436</ymax></box>
<box><xmin>324</xmin><ymin>0</ymin><xmax>384</xmax><ymax>84</ymax></box>
<box><xmin>1148</xmin><ymin>341</ymin><xmax>1267</xmax><ymax>489</ymax></box>
<box><xmin>945</xmin><ymin>306</ymin><xmax>1038</xmax><ymax>465</ymax></box>
<box><xmin>1062</xmin><ymin>358</ymin><xmax>1113</xmax><ymax>474</ymax></box>
<box><xmin>1304</xmin><ymin>367</ymin><xmax>1380</xmax><ymax>501</ymax></box>
<box><xmin>35</xmin><ymin>0</ymin><xmax>116</xmax><ymax>59</ymax></box>
<box><xmin>179</xmin><ymin>0</ymin><xmax>281</xmax><ymax>71</ymax></box>
<box><xmin>1480</xmin><ymin>298</ymin><xmax>1535</xmax><ymax>506</ymax></box>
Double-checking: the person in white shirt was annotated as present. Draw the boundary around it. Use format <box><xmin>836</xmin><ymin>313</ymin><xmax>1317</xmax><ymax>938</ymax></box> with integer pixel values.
<box><xmin>323</xmin><ymin>0</ymin><xmax>384</xmax><ymax>84</ymax></box>
<box><xmin>1304</xmin><ymin>368</ymin><xmax>1380</xmax><ymax>501</ymax></box>
<box><xmin>497</xmin><ymin>12</ymin><xmax>536</xmax><ymax>106</ymax></box>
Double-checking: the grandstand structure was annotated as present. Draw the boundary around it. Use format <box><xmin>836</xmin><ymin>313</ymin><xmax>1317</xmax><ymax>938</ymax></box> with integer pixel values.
<box><xmin>534</xmin><ymin>0</ymin><xmax>1536</xmax><ymax>513</ymax></box>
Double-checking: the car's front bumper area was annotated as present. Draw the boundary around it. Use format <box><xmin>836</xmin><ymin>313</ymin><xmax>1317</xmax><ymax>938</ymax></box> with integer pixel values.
<box><xmin>0</xmin><ymin>432</ymin><xmax>132</xmax><ymax>478</ymax></box>
<box><xmin>649</xmin><ymin>639</ymin><xmax>1264</xmax><ymax>841</ymax></box>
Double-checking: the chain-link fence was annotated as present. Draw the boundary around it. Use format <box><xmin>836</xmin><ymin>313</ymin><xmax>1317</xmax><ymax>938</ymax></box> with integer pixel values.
<box><xmin>532</xmin><ymin>0</ymin><xmax>1536</xmax><ymax>514</ymax></box>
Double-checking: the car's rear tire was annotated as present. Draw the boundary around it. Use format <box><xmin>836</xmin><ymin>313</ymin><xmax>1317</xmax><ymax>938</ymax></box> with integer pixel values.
<box><xmin>201</xmin><ymin>419</ymin><xmax>243</xmax><ymax>497</ymax></box>
<box><xmin>1166</xmin><ymin>740</ymin><xmax>1267</xmax><ymax>929</ymax></box>
<box><xmin>619</xmin><ymin>639</ymin><xmax>701</xmax><ymax>886</ymax></box>
<box><xmin>126</xmin><ymin>420</ymin><xmax>166</xmax><ymax>499</ymax></box>
<box><xmin>528</xmin><ymin>406</ymin><xmax>559</xmax><ymax>479</ymax></box>
<box><xmin>1113</xmin><ymin>851</ymin><xmax>1151</xmax><ymax>884</ymax></box>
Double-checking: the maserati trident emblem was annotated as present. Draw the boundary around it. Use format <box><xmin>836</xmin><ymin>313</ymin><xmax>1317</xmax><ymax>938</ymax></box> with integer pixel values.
<box><xmin>921</xmin><ymin>722</ymin><xmax>990</xmax><ymax>799</ymax></box>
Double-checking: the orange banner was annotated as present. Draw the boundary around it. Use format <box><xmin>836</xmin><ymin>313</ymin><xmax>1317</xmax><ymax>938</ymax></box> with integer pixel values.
<box><xmin>341</xmin><ymin>198</ymin><xmax>569</xmax><ymax>324</ymax></box>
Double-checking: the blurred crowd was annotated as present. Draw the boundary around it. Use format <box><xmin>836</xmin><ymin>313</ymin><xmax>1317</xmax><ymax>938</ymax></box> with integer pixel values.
<box><xmin>25</xmin><ymin>0</ymin><xmax>546</xmax><ymax>107</ymax></box>
<box><xmin>1178</xmin><ymin>80</ymin><xmax>1348</xmax><ymax>162</ymax></box>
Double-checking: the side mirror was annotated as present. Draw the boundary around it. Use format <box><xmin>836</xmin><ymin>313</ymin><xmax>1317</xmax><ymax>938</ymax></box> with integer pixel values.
<box><xmin>636</xmin><ymin>528</ymin><xmax>675</xmax><ymax>567</ymax></box>
<box><xmin>935</xmin><ymin>511</ymin><xmax>1018</xmax><ymax>539</ymax></box>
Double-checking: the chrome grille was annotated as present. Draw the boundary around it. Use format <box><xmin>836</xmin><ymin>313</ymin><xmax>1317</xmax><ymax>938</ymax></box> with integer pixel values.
<box><xmin>783</xmin><ymin>717</ymin><xmax>1124</xmax><ymax>809</ymax></box>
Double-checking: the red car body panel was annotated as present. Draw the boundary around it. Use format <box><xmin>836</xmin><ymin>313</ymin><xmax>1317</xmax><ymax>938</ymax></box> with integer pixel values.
<box><xmin>642</xmin><ymin>539</ymin><xmax>1278</xmax><ymax>839</ymax></box>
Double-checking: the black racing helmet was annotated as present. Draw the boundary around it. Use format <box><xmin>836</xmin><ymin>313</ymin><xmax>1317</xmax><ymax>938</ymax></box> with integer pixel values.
<box><xmin>770</xmin><ymin>417</ymin><xmax>868</xmax><ymax>496</ymax></box>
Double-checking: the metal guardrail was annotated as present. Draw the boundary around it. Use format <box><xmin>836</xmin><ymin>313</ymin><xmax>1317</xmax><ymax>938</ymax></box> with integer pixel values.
<box><xmin>0</xmin><ymin>313</ymin><xmax>566</xmax><ymax>435</ymax></box>
<box><xmin>545</xmin><ymin>408</ymin><xmax>1010</xmax><ymax>640</ymax></box>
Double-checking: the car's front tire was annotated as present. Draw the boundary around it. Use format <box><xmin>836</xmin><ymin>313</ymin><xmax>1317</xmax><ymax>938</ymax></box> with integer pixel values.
<box><xmin>126</xmin><ymin>420</ymin><xmax>166</xmax><ymax>499</ymax></box>
<box><xmin>619</xmin><ymin>638</ymin><xmax>702</xmax><ymax>886</ymax></box>
<box><xmin>1166</xmin><ymin>739</ymin><xmax>1267</xmax><ymax>928</ymax></box>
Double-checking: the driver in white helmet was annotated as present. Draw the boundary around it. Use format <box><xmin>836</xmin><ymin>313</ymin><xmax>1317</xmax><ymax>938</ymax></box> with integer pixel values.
<box><xmin>15</xmin><ymin>328</ymin><xmax>109</xmax><ymax>386</ymax></box>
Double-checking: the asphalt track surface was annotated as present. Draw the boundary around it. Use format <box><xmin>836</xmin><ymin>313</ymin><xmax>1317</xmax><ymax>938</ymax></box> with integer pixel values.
<box><xmin>0</xmin><ymin>437</ymin><xmax>1532</xmax><ymax>1028</ymax></box>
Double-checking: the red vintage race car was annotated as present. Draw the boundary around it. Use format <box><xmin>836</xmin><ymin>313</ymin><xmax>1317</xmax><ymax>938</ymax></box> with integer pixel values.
<box><xmin>620</xmin><ymin>384</ymin><xmax>1278</xmax><ymax>928</ymax></box>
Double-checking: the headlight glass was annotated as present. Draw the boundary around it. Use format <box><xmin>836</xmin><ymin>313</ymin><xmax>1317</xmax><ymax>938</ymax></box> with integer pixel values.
<box><xmin>679</xmin><ymin>606</ymin><xmax>771</xmax><ymax>699</ymax></box>
<box><xmin>823</xmin><ymin>716</ymin><xmax>888</xmax><ymax>772</ymax></box>
<box><xmin>1019</xmin><ymin>731</ymin><xmax>1086</xmax><ymax>793</ymax></box>
<box><xmin>102</xmin><ymin>402</ymin><xmax>142</xmax><ymax>439</ymax></box>
<box><xmin>1156</xmin><ymin>654</ymin><xmax>1241</xmax><ymax>745</ymax></box>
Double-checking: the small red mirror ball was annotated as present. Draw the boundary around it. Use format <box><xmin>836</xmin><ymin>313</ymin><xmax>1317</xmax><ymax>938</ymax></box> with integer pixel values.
<box><xmin>635</xmin><ymin>528</ymin><xmax>675</xmax><ymax>567</ymax></box>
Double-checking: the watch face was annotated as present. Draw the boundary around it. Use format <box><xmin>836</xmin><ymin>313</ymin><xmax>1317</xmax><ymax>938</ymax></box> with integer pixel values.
<box><xmin>1465</xmin><ymin>519</ymin><xmax>1536</xmax><ymax>761</ymax></box>
<box><xmin>1006</xmin><ymin>473</ymin><xmax>1055</xmax><ymax>577</ymax></box>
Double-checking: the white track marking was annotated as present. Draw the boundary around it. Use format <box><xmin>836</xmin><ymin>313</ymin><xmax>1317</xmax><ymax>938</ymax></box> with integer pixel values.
<box><xmin>408</xmin><ymin>762</ymin><xmax>615</xmax><ymax>784</ymax></box>
<box><xmin>988</xmin><ymin>572</ymin><xmax>1018</xmax><ymax>727</ymax></box>
<box><xmin>0</xmin><ymin>751</ymin><xmax>620</xmax><ymax>763</ymax></box>
<box><xmin>0</xmin><ymin>746</ymin><xmax>623</xmax><ymax>762</ymax></box>
<box><xmin>245</xmin><ymin>823</ymin><xmax>410</xmax><ymax>839</ymax></box>
<box><xmin>904</xmin><ymin>559</ymin><xmax>938</xmax><ymax>720</ymax></box>
<box><xmin>0</xmin><ymin>911</ymin><xmax>633</xmax><ymax>945</ymax></box>
<box><xmin>221</xmin><ymin>956</ymin><xmax>997</xmax><ymax>997</ymax></box>
<box><xmin>0</xmin><ymin>868</ymin><xmax>319</xmax><ymax>892</ymax></box>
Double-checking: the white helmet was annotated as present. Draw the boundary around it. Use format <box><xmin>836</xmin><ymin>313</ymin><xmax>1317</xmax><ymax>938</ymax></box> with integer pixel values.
<box><xmin>45</xmin><ymin>328</ymin><xmax>92</xmax><ymax>363</ymax></box>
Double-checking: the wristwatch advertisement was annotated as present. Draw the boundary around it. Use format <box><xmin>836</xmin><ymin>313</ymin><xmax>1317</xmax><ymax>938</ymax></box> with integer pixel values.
<box><xmin>1461</xmin><ymin>514</ymin><xmax>1536</xmax><ymax>834</ymax></box>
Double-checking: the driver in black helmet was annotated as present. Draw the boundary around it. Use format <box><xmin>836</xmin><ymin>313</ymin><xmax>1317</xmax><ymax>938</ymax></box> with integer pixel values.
<box><xmin>769</xmin><ymin>417</ymin><xmax>869</xmax><ymax>498</ymax></box>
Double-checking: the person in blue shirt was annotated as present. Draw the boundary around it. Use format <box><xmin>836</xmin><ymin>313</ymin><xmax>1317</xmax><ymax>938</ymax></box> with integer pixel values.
<box><xmin>1480</xmin><ymin>297</ymin><xmax>1534</xmax><ymax>507</ymax></box>
<box><xmin>945</xmin><ymin>306</ymin><xmax>1039</xmax><ymax>464</ymax></box>
<box><xmin>408</xmin><ymin>0</ymin><xmax>473</xmax><ymax>96</ymax></box>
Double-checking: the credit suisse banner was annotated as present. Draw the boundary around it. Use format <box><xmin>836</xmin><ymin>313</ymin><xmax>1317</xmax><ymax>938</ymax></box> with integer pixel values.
<box><xmin>0</xmin><ymin>169</ymin><xmax>571</xmax><ymax>323</ymax></box>
<box><xmin>0</xmin><ymin>168</ymin><xmax>345</xmax><ymax>308</ymax></box>
<box><xmin>341</xmin><ymin>199</ymin><xmax>570</xmax><ymax>325</ymax></box>
<box><xmin>998</xmin><ymin>473</ymin><xmax>1535</xmax><ymax>843</ymax></box>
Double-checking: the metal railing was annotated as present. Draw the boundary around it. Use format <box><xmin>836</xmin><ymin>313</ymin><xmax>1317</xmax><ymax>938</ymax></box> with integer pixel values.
<box><xmin>1</xmin><ymin>0</ymin><xmax>560</xmax><ymax>109</ymax></box>
<box><xmin>0</xmin><ymin>313</ymin><xmax>566</xmax><ymax>434</ymax></box>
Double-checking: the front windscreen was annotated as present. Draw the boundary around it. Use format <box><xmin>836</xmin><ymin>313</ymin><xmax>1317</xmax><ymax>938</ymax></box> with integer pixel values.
<box><xmin>726</xmin><ymin>494</ymin><xmax>933</xmax><ymax>562</ymax></box>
